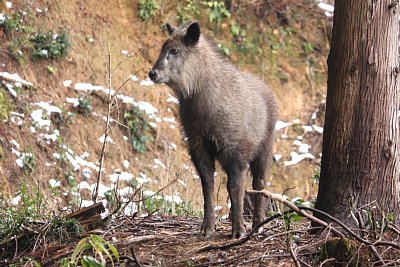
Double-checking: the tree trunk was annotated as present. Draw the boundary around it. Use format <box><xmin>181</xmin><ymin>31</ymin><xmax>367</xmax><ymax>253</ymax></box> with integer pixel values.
<box><xmin>315</xmin><ymin>0</ymin><xmax>400</xmax><ymax>225</ymax></box>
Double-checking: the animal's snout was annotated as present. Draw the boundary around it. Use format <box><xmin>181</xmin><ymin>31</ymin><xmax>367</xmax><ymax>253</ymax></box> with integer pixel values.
<box><xmin>148</xmin><ymin>70</ymin><xmax>157</xmax><ymax>81</ymax></box>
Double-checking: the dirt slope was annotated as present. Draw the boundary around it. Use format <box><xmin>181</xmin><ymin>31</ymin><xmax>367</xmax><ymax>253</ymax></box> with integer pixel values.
<box><xmin>0</xmin><ymin>0</ymin><xmax>329</xmax><ymax>218</ymax></box>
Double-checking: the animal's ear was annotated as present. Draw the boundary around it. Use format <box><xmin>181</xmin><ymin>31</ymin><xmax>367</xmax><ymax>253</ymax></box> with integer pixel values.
<box><xmin>184</xmin><ymin>21</ymin><xmax>200</xmax><ymax>47</ymax></box>
<box><xmin>166</xmin><ymin>23</ymin><xmax>176</xmax><ymax>35</ymax></box>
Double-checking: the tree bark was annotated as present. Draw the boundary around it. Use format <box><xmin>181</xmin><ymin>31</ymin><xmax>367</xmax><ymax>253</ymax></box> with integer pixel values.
<box><xmin>315</xmin><ymin>0</ymin><xmax>400</xmax><ymax>225</ymax></box>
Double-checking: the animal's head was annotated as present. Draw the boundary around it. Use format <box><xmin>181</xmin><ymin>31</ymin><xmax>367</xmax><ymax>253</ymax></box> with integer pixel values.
<box><xmin>148</xmin><ymin>21</ymin><xmax>201</xmax><ymax>89</ymax></box>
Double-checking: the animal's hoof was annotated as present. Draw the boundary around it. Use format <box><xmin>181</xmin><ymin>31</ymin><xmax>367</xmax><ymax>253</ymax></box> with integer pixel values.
<box><xmin>200</xmin><ymin>221</ymin><xmax>215</xmax><ymax>238</ymax></box>
<box><xmin>252</xmin><ymin>220</ymin><xmax>265</xmax><ymax>234</ymax></box>
<box><xmin>231</xmin><ymin>226</ymin><xmax>245</xmax><ymax>239</ymax></box>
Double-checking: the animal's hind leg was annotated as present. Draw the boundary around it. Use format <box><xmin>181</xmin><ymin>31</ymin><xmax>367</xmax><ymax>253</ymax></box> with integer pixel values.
<box><xmin>225</xmin><ymin>156</ymin><xmax>246</xmax><ymax>239</ymax></box>
<box><xmin>250</xmin><ymin>137</ymin><xmax>274</xmax><ymax>229</ymax></box>
<box><xmin>189</xmin><ymin>144</ymin><xmax>216</xmax><ymax>238</ymax></box>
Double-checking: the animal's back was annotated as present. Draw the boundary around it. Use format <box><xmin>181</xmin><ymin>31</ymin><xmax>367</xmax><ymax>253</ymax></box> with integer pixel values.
<box><xmin>179</xmin><ymin>62</ymin><xmax>276</xmax><ymax>163</ymax></box>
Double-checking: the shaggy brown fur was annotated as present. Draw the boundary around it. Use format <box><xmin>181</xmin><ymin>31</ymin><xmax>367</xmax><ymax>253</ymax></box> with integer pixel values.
<box><xmin>149</xmin><ymin>21</ymin><xmax>277</xmax><ymax>238</ymax></box>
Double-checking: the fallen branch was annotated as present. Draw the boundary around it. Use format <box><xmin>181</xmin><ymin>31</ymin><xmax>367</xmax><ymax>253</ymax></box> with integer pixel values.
<box><xmin>247</xmin><ymin>189</ymin><xmax>400</xmax><ymax>263</ymax></box>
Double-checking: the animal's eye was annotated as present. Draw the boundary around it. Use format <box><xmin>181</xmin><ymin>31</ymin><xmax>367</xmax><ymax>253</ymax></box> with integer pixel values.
<box><xmin>170</xmin><ymin>48</ymin><xmax>179</xmax><ymax>55</ymax></box>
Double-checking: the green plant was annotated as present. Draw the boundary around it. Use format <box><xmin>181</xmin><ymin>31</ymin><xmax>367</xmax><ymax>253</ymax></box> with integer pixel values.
<box><xmin>9</xmin><ymin>257</ymin><xmax>41</xmax><ymax>267</ymax></box>
<box><xmin>46</xmin><ymin>65</ymin><xmax>57</xmax><ymax>74</ymax></box>
<box><xmin>0</xmin><ymin>13</ymin><xmax>21</xmax><ymax>36</ymax></box>
<box><xmin>23</xmin><ymin>148</ymin><xmax>36</xmax><ymax>175</ymax></box>
<box><xmin>0</xmin><ymin>183</ymin><xmax>45</xmax><ymax>241</ymax></box>
<box><xmin>77</xmin><ymin>96</ymin><xmax>93</xmax><ymax>117</ymax></box>
<box><xmin>217</xmin><ymin>42</ymin><xmax>230</xmax><ymax>57</ymax></box>
<box><xmin>124</xmin><ymin>106</ymin><xmax>154</xmax><ymax>153</ymax></box>
<box><xmin>230</xmin><ymin>21</ymin><xmax>245</xmax><ymax>38</ymax></box>
<box><xmin>177</xmin><ymin>0</ymin><xmax>201</xmax><ymax>24</ymax></box>
<box><xmin>31</xmin><ymin>30</ymin><xmax>69</xmax><ymax>59</ymax></box>
<box><xmin>310</xmin><ymin>169</ymin><xmax>320</xmax><ymax>183</ymax></box>
<box><xmin>60</xmin><ymin>235</ymin><xmax>119</xmax><ymax>267</ymax></box>
<box><xmin>7</xmin><ymin>37</ymin><xmax>32</xmax><ymax>64</ymax></box>
<box><xmin>137</xmin><ymin>0</ymin><xmax>160</xmax><ymax>21</ymax></box>
<box><xmin>0</xmin><ymin>90</ymin><xmax>12</xmax><ymax>120</ymax></box>
<box><xmin>202</xmin><ymin>1</ymin><xmax>230</xmax><ymax>33</ymax></box>
<box><xmin>49</xmin><ymin>217</ymin><xmax>83</xmax><ymax>243</ymax></box>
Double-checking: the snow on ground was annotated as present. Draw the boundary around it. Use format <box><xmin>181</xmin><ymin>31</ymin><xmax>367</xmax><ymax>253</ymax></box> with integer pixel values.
<box><xmin>0</xmin><ymin>72</ymin><xmax>33</xmax><ymax>87</ymax></box>
<box><xmin>317</xmin><ymin>1</ymin><xmax>334</xmax><ymax>17</ymax></box>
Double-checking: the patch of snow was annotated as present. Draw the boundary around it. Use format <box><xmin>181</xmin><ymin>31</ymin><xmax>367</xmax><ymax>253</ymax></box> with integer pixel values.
<box><xmin>139</xmin><ymin>79</ymin><xmax>154</xmax><ymax>86</ymax></box>
<box><xmin>98</xmin><ymin>134</ymin><xmax>115</xmax><ymax>144</ymax></box>
<box><xmin>82</xmin><ymin>168</ymin><xmax>91</xmax><ymax>179</ymax></box>
<box><xmin>123</xmin><ymin>136</ymin><xmax>129</xmax><ymax>141</ymax></box>
<box><xmin>123</xmin><ymin>160</ymin><xmax>130</xmax><ymax>169</ymax></box>
<box><xmin>80</xmin><ymin>200</ymin><xmax>95</xmax><ymax>207</ymax></box>
<box><xmin>10</xmin><ymin>112</ymin><xmax>24</xmax><ymax>118</ymax></box>
<box><xmin>44</xmin><ymin>130</ymin><xmax>59</xmax><ymax>142</ymax></box>
<box><xmin>116</xmin><ymin>94</ymin><xmax>134</xmax><ymax>105</ymax></box>
<box><xmin>0</xmin><ymin>72</ymin><xmax>33</xmax><ymax>87</ymax></box>
<box><xmin>166</xmin><ymin>94</ymin><xmax>179</xmax><ymax>104</ymax></box>
<box><xmin>293</xmin><ymin>140</ymin><xmax>311</xmax><ymax>154</ymax></box>
<box><xmin>80</xmin><ymin>152</ymin><xmax>89</xmax><ymax>159</ymax></box>
<box><xmin>53</xmin><ymin>153</ymin><xmax>61</xmax><ymax>159</ymax></box>
<box><xmin>292</xmin><ymin>118</ymin><xmax>301</xmax><ymax>124</ymax></box>
<box><xmin>274</xmin><ymin>154</ymin><xmax>282</xmax><ymax>162</ymax></box>
<box><xmin>49</xmin><ymin>179</ymin><xmax>61</xmax><ymax>187</ymax></box>
<box><xmin>124</xmin><ymin>202</ymin><xmax>138</xmax><ymax>216</ymax></box>
<box><xmin>169</xmin><ymin>143</ymin><xmax>177</xmax><ymax>150</ymax></box>
<box><xmin>5</xmin><ymin>2</ymin><xmax>12</xmax><ymax>9</ymax></box>
<box><xmin>35</xmin><ymin>8</ymin><xmax>43</xmax><ymax>13</ymax></box>
<box><xmin>136</xmin><ymin>101</ymin><xmax>158</xmax><ymax>115</ymax></box>
<box><xmin>65</xmin><ymin>97</ymin><xmax>79</xmax><ymax>107</ymax></box>
<box><xmin>109</xmin><ymin>171</ymin><xmax>134</xmax><ymax>182</ymax></box>
<box><xmin>12</xmin><ymin>195</ymin><xmax>21</xmax><ymax>205</ymax></box>
<box><xmin>154</xmin><ymin>158</ymin><xmax>166</xmax><ymax>169</ymax></box>
<box><xmin>31</xmin><ymin>109</ymin><xmax>50</xmax><ymax>128</ymax></box>
<box><xmin>275</xmin><ymin>120</ymin><xmax>292</xmax><ymax>130</ymax></box>
<box><xmin>95</xmin><ymin>183</ymin><xmax>110</xmax><ymax>198</ymax></box>
<box><xmin>162</xmin><ymin>117</ymin><xmax>175</xmax><ymax>123</ymax></box>
<box><xmin>214</xmin><ymin>206</ymin><xmax>222</xmax><ymax>211</ymax></box>
<box><xmin>121</xmin><ymin>50</ymin><xmax>129</xmax><ymax>55</ymax></box>
<box><xmin>34</xmin><ymin>102</ymin><xmax>62</xmax><ymax>114</ymax></box>
<box><xmin>30</xmin><ymin>126</ymin><xmax>36</xmax><ymax>133</ymax></box>
<box><xmin>79</xmin><ymin>181</ymin><xmax>92</xmax><ymax>191</ymax></box>
<box><xmin>74</xmin><ymin>82</ymin><xmax>104</xmax><ymax>92</ymax></box>
<box><xmin>318</xmin><ymin>2</ymin><xmax>334</xmax><ymax>13</ymax></box>
<box><xmin>15</xmin><ymin>158</ymin><xmax>24</xmax><ymax>168</ymax></box>
<box><xmin>5</xmin><ymin>84</ymin><xmax>17</xmax><ymax>97</ymax></box>
<box><xmin>63</xmin><ymin>80</ymin><xmax>73</xmax><ymax>88</ymax></box>
<box><xmin>66</xmin><ymin>152</ymin><xmax>80</xmax><ymax>171</ymax></box>
<box><xmin>10</xmin><ymin>115</ymin><xmax>23</xmax><ymax>126</ymax></box>
<box><xmin>312</xmin><ymin>125</ymin><xmax>324</xmax><ymax>134</ymax></box>
<box><xmin>284</xmin><ymin>152</ymin><xmax>315</xmax><ymax>166</ymax></box>
<box><xmin>302</xmin><ymin>125</ymin><xmax>313</xmax><ymax>132</ymax></box>
<box><xmin>182</xmin><ymin>164</ymin><xmax>190</xmax><ymax>170</ymax></box>
<box><xmin>137</xmin><ymin>172</ymin><xmax>151</xmax><ymax>185</ymax></box>
<box><xmin>0</xmin><ymin>14</ymin><xmax>5</xmax><ymax>23</ymax></box>
<box><xmin>10</xmin><ymin>139</ymin><xmax>20</xmax><ymax>149</ymax></box>
<box><xmin>165</xmin><ymin>194</ymin><xmax>182</xmax><ymax>204</ymax></box>
<box><xmin>130</xmin><ymin>75</ymin><xmax>139</xmax><ymax>81</ymax></box>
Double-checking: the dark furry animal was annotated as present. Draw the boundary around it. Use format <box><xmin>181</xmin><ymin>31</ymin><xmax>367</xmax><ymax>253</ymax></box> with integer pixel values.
<box><xmin>149</xmin><ymin>21</ymin><xmax>277</xmax><ymax>238</ymax></box>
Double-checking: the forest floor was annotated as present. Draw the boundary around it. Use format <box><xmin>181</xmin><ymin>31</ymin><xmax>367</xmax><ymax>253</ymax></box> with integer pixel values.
<box><xmin>2</xmin><ymin>206</ymin><xmax>400</xmax><ymax>266</ymax></box>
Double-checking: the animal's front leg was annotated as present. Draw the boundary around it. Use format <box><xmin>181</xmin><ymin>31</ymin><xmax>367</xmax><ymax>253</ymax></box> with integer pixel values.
<box><xmin>189</xmin><ymin>144</ymin><xmax>216</xmax><ymax>238</ymax></box>
<box><xmin>226</xmin><ymin>163</ymin><xmax>246</xmax><ymax>239</ymax></box>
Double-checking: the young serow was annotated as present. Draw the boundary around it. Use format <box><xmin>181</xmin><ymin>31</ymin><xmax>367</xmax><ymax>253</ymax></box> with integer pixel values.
<box><xmin>149</xmin><ymin>21</ymin><xmax>277</xmax><ymax>238</ymax></box>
